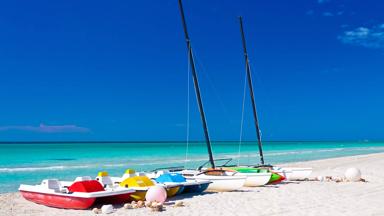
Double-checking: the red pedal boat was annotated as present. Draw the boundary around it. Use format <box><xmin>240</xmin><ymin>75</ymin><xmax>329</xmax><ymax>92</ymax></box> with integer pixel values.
<box><xmin>19</xmin><ymin>177</ymin><xmax>135</xmax><ymax>209</ymax></box>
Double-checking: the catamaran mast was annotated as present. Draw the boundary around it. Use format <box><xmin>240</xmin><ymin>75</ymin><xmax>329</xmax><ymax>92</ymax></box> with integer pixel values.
<box><xmin>238</xmin><ymin>16</ymin><xmax>265</xmax><ymax>165</ymax></box>
<box><xmin>178</xmin><ymin>0</ymin><xmax>215</xmax><ymax>168</ymax></box>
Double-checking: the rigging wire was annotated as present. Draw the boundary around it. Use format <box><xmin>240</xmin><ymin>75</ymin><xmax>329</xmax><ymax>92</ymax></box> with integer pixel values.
<box><xmin>249</xmin><ymin>62</ymin><xmax>268</xmax><ymax>138</ymax></box>
<box><xmin>237</xmin><ymin>68</ymin><xmax>248</xmax><ymax>166</ymax></box>
<box><xmin>187</xmin><ymin>47</ymin><xmax>216</xmax><ymax>156</ymax></box>
<box><xmin>192</xmin><ymin>47</ymin><xmax>231</xmax><ymax>122</ymax></box>
<box><xmin>185</xmin><ymin>50</ymin><xmax>191</xmax><ymax>165</ymax></box>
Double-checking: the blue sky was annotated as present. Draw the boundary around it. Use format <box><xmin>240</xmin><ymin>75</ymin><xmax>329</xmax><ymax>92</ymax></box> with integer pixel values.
<box><xmin>0</xmin><ymin>0</ymin><xmax>383</xmax><ymax>142</ymax></box>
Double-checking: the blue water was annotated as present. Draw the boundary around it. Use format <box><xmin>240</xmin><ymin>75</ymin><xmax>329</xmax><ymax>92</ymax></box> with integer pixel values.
<box><xmin>1</xmin><ymin>141</ymin><xmax>384</xmax><ymax>193</ymax></box>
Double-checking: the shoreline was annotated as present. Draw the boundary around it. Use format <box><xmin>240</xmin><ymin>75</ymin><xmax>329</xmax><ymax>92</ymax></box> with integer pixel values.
<box><xmin>1</xmin><ymin>149</ymin><xmax>384</xmax><ymax>194</ymax></box>
<box><xmin>1</xmin><ymin>152</ymin><xmax>384</xmax><ymax>215</ymax></box>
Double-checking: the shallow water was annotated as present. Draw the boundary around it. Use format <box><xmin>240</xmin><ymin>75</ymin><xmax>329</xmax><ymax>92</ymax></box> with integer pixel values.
<box><xmin>1</xmin><ymin>141</ymin><xmax>383</xmax><ymax>193</ymax></box>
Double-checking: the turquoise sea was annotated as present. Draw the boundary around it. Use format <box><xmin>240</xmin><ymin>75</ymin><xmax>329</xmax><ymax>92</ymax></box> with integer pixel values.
<box><xmin>1</xmin><ymin>141</ymin><xmax>384</xmax><ymax>193</ymax></box>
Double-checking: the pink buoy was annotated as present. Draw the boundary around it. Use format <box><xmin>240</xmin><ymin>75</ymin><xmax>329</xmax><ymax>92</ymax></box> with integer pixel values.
<box><xmin>145</xmin><ymin>186</ymin><xmax>167</xmax><ymax>203</ymax></box>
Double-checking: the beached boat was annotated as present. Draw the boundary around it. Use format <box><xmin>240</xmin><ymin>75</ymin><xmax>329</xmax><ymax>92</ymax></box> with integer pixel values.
<box><xmin>101</xmin><ymin>170</ymin><xmax>181</xmax><ymax>201</ymax></box>
<box><xmin>272</xmin><ymin>167</ymin><xmax>313</xmax><ymax>180</ymax></box>
<box><xmin>176</xmin><ymin>0</ymin><xmax>246</xmax><ymax>192</ymax></box>
<box><xmin>230</xmin><ymin>17</ymin><xmax>312</xmax><ymax>181</ymax></box>
<box><xmin>19</xmin><ymin>177</ymin><xmax>135</xmax><ymax>209</ymax></box>
<box><xmin>148</xmin><ymin>170</ymin><xmax>211</xmax><ymax>194</ymax></box>
<box><xmin>181</xmin><ymin>169</ymin><xmax>246</xmax><ymax>192</ymax></box>
<box><xmin>227</xmin><ymin>166</ymin><xmax>284</xmax><ymax>185</ymax></box>
<box><xmin>199</xmin><ymin>159</ymin><xmax>279</xmax><ymax>186</ymax></box>
<box><xmin>225</xmin><ymin>167</ymin><xmax>273</xmax><ymax>186</ymax></box>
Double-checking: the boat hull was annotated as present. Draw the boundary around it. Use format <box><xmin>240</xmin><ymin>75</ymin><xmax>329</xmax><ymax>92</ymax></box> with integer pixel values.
<box><xmin>129</xmin><ymin>186</ymin><xmax>180</xmax><ymax>201</ymax></box>
<box><xmin>222</xmin><ymin>167</ymin><xmax>274</xmax><ymax>186</ymax></box>
<box><xmin>268</xmin><ymin>172</ymin><xmax>285</xmax><ymax>184</ymax></box>
<box><xmin>182</xmin><ymin>182</ymin><xmax>210</xmax><ymax>193</ymax></box>
<box><xmin>166</xmin><ymin>186</ymin><xmax>181</xmax><ymax>197</ymax></box>
<box><xmin>236</xmin><ymin>172</ymin><xmax>272</xmax><ymax>187</ymax></box>
<box><xmin>20</xmin><ymin>190</ymin><xmax>95</xmax><ymax>210</ymax></box>
<box><xmin>94</xmin><ymin>193</ymin><xmax>132</xmax><ymax>205</ymax></box>
<box><xmin>130</xmin><ymin>190</ymin><xmax>147</xmax><ymax>201</ymax></box>
<box><xmin>175</xmin><ymin>186</ymin><xmax>185</xmax><ymax>195</ymax></box>
<box><xmin>280</xmin><ymin>167</ymin><xmax>312</xmax><ymax>180</ymax></box>
<box><xmin>188</xmin><ymin>175</ymin><xmax>245</xmax><ymax>192</ymax></box>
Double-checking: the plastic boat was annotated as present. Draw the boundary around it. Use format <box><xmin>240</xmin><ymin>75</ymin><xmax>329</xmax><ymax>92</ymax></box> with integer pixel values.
<box><xmin>233</xmin><ymin>168</ymin><xmax>286</xmax><ymax>184</ymax></box>
<box><xmin>230</xmin><ymin>16</ymin><xmax>314</xmax><ymax>181</ymax></box>
<box><xmin>19</xmin><ymin>177</ymin><xmax>135</xmax><ymax>209</ymax></box>
<box><xmin>181</xmin><ymin>169</ymin><xmax>246</xmax><ymax>192</ymax></box>
<box><xmin>223</xmin><ymin>164</ymin><xmax>286</xmax><ymax>184</ymax></box>
<box><xmin>250</xmin><ymin>164</ymin><xmax>312</xmax><ymax>181</ymax></box>
<box><xmin>148</xmin><ymin>170</ymin><xmax>211</xmax><ymax>194</ymax></box>
<box><xmin>200</xmin><ymin>159</ymin><xmax>278</xmax><ymax>186</ymax></box>
<box><xmin>175</xmin><ymin>0</ymin><xmax>244</xmax><ymax>193</ymax></box>
<box><xmin>272</xmin><ymin>167</ymin><xmax>313</xmax><ymax>180</ymax></box>
<box><xmin>225</xmin><ymin>167</ymin><xmax>272</xmax><ymax>186</ymax></box>
<box><xmin>104</xmin><ymin>170</ymin><xmax>181</xmax><ymax>201</ymax></box>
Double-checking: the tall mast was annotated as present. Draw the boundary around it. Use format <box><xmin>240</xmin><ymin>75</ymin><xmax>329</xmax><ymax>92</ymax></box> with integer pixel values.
<box><xmin>178</xmin><ymin>0</ymin><xmax>215</xmax><ymax>168</ymax></box>
<box><xmin>238</xmin><ymin>16</ymin><xmax>265</xmax><ymax>165</ymax></box>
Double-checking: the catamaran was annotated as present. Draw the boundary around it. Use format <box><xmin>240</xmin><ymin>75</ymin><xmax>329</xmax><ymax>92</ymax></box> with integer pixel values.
<box><xmin>198</xmin><ymin>159</ymin><xmax>273</xmax><ymax>187</ymax></box>
<box><xmin>175</xmin><ymin>0</ymin><xmax>246</xmax><ymax>192</ymax></box>
<box><xmin>220</xmin><ymin>17</ymin><xmax>312</xmax><ymax>182</ymax></box>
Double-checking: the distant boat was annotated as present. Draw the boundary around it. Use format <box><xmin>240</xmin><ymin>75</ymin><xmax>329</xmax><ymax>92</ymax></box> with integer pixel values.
<box><xmin>19</xmin><ymin>176</ymin><xmax>135</xmax><ymax>209</ymax></box>
<box><xmin>175</xmin><ymin>0</ymin><xmax>246</xmax><ymax>192</ymax></box>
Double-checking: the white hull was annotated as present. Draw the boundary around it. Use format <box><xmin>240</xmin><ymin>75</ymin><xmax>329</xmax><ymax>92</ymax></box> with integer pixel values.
<box><xmin>281</xmin><ymin>167</ymin><xmax>312</xmax><ymax>180</ymax></box>
<box><xmin>186</xmin><ymin>174</ymin><xmax>246</xmax><ymax>192</ymax></box>
<box><xmin>236</xmin><ymin>172</ymin><xmax>272</xmax><ymax>187</ymax></box>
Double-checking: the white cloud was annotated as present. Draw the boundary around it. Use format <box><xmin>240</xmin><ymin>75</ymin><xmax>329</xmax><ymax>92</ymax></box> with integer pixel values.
<box><xmin>0</xmin><ymin>124</ymin><xmax>90</xmax><ymax>133</ymax></box>
<box><xmin>338</xmin><ymin>24</ymin><xmax>384</xmax><ymax>49</ymax></box>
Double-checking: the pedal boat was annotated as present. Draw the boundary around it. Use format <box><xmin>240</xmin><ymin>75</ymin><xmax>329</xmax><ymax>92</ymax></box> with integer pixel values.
<box><xmin>99</xmin><ymin>170</ymin><xmax>181</xmax><ymax>201</ymax></box>
<box><xmin>148</xmin><ymin>170</ymin><xmax>211</xmax><ymax>194</ymax></box>
<box><xmin>19</xmin><ymin>177</ymin><xmax>135</xmax><ymax>209</ymax></box>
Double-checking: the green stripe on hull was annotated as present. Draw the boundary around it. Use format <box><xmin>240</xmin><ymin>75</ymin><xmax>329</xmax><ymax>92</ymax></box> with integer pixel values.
<box><xmin>225</xmin><ymin>167</ymin><xmax>283</xmax><ymax>183</ymax></box>
<box><xmin>225</xmin><ymin>167</ymin><xmax>268</xmax><ymax>173</ymax></box>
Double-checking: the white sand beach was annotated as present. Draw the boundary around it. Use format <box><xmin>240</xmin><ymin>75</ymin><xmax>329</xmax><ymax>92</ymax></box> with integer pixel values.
<box><xmin>1</xmin><ymin>153</ymin><xmax>383</xmax><ymax>216</ymax></box>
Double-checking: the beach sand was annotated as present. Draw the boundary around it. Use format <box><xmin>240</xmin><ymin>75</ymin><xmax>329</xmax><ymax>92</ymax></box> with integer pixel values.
<box><xmin>1</xmin><ymin>153</ymin><xmax>383</xmax><ymax>216</ymax></box>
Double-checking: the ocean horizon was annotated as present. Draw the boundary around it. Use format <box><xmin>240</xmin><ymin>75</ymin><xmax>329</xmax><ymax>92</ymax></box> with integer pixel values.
<box><xmin>1</xmin><ymin>140</ymin><xmax>384</xmax><ymax>193</ymax></box>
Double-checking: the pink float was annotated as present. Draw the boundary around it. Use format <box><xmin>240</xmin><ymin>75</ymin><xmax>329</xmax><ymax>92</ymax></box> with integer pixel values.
<box><xmin>145</xmin><ymin>186</ymin><xmax>167</xmax><ymax>203</ymax></box>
